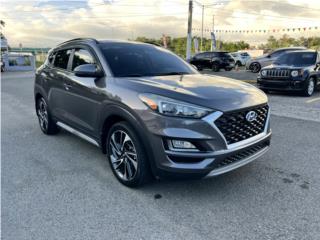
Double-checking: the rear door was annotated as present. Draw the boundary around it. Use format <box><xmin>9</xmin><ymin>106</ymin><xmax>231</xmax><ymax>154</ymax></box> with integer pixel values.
<box><xmin>202</xmin><ymin>52</ymin><xmax>213</xmax><ymax>69</ymax></box>
<box><xmin>62</xmin><ymin>46</ymin><xmax>105</xmax><ymax>137</ymax></box>
<box><xmin>47</xmin><ymin>48</ymin><xmax>73</xmax><ymax>123</ymax></box>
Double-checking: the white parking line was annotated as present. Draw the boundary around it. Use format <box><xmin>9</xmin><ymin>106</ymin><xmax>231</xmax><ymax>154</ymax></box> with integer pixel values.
<box><xmin>306</xmin><ymin>97</ymin><xmax>320</xmax><ymax>103</ymax></box>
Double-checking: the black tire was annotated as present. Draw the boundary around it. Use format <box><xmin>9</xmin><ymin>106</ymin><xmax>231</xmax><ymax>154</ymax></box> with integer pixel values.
<box><xmin>106</xmin><ymin>121</ymin><xmax>150</xmax><ymax>187</ymax></box>
<box><xmin>235</xmin><ymin>61</ymin><xmax>242</xmax><ymax>67</ymax></box>
<box><xmin>36</xmin><ymin>97</ymin><xmax>59</xmax><ymax>135</ymax></box>
<box><xmin>225</xmin><ymin>68</ymin><xmax>232</xmax><ymax>71</ymax></box>
<box><xmin>212</xmin><ymin>63</ymin><xmax>220</xmax><ymax>72</ymax></box>
<box><xmin>250</xmin><ymin>62</ymin><xmax>261</xmax><ymax>73</ymax></box>
<box><xmin>302</xmin><ymin>78</ymin><xmax>315</xmax><ymax>97</ymax></box>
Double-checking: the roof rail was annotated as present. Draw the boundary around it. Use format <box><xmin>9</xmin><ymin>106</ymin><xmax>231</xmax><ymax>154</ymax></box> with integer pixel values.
<box><xmin>57</xmin><ymin>38</ymin><xmax>99</xmax><ymax>46</ymax></box>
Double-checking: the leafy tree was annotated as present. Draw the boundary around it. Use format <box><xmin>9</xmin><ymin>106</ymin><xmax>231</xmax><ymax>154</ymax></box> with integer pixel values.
<box><xmin>259</xmin><ymin>34</ymin><xmax>320</xmax><ymax>50</ymax></box>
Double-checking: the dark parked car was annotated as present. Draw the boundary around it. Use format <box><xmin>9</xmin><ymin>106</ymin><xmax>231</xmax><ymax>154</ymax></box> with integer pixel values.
<box><xmin>35</xmin><ymin>38</ymin><xmax>271</xmax><ymax>187</ymax></box>
<box><xmin>246</xmin><ymin>47</ymin><xmax>306</xmax><ymax>73</ymax></box>
<box><xmin>257</xmin><ymin>50</ymin><xmax>320</xmax><ymax>96</ymax></box>
<box><xmin>189</xmin><ymin>51</ymin><xmax>235</xmax><ymax>72</ymax></box>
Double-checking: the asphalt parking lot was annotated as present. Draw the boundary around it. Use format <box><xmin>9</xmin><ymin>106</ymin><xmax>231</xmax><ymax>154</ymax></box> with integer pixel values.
<box><xmin>2</xmin><ymin>71</ymin><xmax>320</xmax><ymax>240</ymax></box>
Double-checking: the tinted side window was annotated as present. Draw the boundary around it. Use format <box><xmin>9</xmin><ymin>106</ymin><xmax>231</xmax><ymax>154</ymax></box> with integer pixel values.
<box><xmin>72</xmin><ymin>48</ymin><xmax>95</xmax><ymax>71</ymax></box>
<box><xmin>203</xmin><ymin>53</ymin><xmax>212</xmax><ymax>58</ymax></box>
<box><xmin>54</xmin><ymin>49</ymin><xmax>72</xmax><ymax>69</ymax></box>
<box><xmin>270</xmin><ymin>50</ymin><xmax>284</xmax><ymax>58</ymax></box>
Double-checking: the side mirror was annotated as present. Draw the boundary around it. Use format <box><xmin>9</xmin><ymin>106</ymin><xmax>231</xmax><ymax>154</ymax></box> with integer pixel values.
<box><xmin>267</xmin><ymin>55</ymin><xmax>271</xmax><ymax>58</ymax></box>
<box><xmin>74</xmin><ymin>64</ymin><xmax>104</xmax><ymax>78</ymax></box>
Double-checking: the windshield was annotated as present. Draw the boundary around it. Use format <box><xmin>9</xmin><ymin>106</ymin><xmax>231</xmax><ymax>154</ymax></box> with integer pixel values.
<box><xmin>274</xmin><ymin>52</ymin><xmax>316</xmax><ymax>66</ymax></box>
<box><xmin>99</xmin><ymin>42</ymin><xmax>197</xmax><ymax>77</ymax></box>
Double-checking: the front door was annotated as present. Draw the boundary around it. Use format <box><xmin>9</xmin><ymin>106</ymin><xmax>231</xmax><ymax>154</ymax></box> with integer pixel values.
<box><xmin>62</xmin><ymin>47</ymin><xmax>105</xmax><ymax>137</ymax></box>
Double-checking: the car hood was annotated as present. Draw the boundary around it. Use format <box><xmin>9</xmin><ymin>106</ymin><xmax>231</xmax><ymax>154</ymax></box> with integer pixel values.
<box><xmin>116</xmin><ymin>74</ymin><xmax>267</xmax><ymax>112</ymax></box>
<box><xmin>262</xmin><ymin>64</ymin><xmax>311</xmax><ymax>70</ymax></box>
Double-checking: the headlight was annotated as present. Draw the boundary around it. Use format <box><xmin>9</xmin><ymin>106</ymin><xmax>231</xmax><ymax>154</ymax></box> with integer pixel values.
<box><xmin>261</xmin><ymin>70</ymin><xmax>267</xmax><ymax>76</ymax></box>
<box><xmin>291</xmin><ymin>70</ymin><xmax>299</xmax><ymax>77</ymax></box>
<box><xmin>139</xmin><ymin>94</ymin><xmax>212</xmax><ymax>118</ymax></box>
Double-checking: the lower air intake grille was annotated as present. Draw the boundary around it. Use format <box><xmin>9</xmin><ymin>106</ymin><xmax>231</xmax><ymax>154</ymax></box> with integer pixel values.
<box><xmin>215</xmin><ymin>142</ymin><xmax>269</xmax><ymax>169</ymax></box>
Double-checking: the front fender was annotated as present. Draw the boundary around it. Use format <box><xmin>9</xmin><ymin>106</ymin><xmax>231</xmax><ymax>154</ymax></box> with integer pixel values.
<box><xmin>98</xmin><ymin>103</ymin><xmax>157</xmax><ymax>175</ymax></box>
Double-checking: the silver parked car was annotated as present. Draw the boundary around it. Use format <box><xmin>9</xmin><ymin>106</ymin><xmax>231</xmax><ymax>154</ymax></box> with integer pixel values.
<box><xmin>246</xmin><ymin>47</ymin><xmax>306</xmax><ymax>73</ymax></box>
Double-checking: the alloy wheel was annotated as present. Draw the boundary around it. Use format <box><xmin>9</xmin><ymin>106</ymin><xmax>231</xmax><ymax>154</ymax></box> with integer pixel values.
<box><xmin>109</xmin><ymin>130</ymin><xmax>138</xmax><ymax>181</ymax></box>
<box><xmin>37</xmin><ymin>98</ymin><xmax>49</xmax><ymax>132</ymax></box>
<box><xmin>251</xmin><ymin>63</ymin><xmax>260</xmax><ymax>73</ymax></box>
<box><xmin>308</xmin><ymin>80</ymin><xmax>315</xmax><ymax>96</ymax></box>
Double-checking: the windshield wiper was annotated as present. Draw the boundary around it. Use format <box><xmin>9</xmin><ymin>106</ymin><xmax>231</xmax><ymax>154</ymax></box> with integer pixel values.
<box><xmin>118</xmin><ymin>74</ymin><xmax>144</xmax><ymax>77</ymax></box>
<box><xmin>153</xmin><ymin>72</ymin><xmax>190</xmax><ymax>76</ymax></box>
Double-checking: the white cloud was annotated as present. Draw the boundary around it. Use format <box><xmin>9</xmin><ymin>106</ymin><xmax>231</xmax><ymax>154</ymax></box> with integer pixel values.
<box><xmin>0</xmin><ymin>0</ymin><xmax>319</xmax><ymax>47</ymax></box>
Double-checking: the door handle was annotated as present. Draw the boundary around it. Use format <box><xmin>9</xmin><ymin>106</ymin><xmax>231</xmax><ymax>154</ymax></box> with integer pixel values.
<box><xmin>63</xmin><ymin>83</ymin><xmax>72</xmax><ymax>91</ymax></box>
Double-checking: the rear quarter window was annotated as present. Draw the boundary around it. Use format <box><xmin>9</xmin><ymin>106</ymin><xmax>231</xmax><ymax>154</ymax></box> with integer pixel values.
<box><xmin>47</xmin><ymin>52</ymin><xmax>55</xmax><ymax>66</ymax></box>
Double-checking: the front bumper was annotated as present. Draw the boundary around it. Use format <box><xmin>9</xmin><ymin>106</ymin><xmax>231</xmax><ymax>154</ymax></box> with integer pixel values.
<box><xmin>257</xmin><ymin>77</ymin><xmax>307</xmax><ymax>91</ymax></box>
<box><xmin>142</xmin><ymin>107</ymin><xmax>271</xmax><ymax>179</ymax></box>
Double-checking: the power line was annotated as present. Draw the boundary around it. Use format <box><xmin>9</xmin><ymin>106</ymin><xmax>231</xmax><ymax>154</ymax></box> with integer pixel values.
<box><xmin>0</xmin><ymin>12</ymin><xmax>188</xmax><ymax>20</ymax></box>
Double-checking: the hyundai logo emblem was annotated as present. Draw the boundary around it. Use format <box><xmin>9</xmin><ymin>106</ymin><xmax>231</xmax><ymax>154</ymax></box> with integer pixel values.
<box><xmin>246</xmin><ymin>111</ymin><xmax>257</xmax><ymax>122</ymax></box>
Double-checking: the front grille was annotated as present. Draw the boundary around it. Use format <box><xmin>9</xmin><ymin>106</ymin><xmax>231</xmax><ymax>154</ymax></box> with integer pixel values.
<box><xmin>214</xmin><ymin>141</ymin><xmax>269</xmax><ymax>169</ymax></box>
<box><xmin>215</xmin><ymin>105</ymin><xmax>269</xmax><ymax>145</ymax></box>
<box><xmin>265</xmin><ymin>69</ymin><xmax>290</xmax><ymax>78</ymax></box>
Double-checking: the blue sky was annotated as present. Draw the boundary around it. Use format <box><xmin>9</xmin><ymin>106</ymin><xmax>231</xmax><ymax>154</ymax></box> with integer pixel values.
<box><xmin>1</xmin><ymin>0</ymin><xmax>319</xmax><ymax>47</ymax></box>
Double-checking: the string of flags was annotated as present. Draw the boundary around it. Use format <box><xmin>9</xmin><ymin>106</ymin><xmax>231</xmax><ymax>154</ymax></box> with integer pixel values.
<box><xmin>192</xmin><ymin>26</ymin><xmax>319</xmax><ymax>34</ymax></box>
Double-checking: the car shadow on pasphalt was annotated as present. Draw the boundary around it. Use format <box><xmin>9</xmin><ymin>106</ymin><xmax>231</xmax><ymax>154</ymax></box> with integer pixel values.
<box><xmin>138</xmin><ymin>162</ymin><xmax>263</xmax><ymax>199</ymax></box>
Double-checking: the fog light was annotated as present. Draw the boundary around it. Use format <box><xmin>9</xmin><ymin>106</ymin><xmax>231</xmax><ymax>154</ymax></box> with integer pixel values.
<box><xmin>171</xmin><ymin>140</ymin><xmax>196</xmax><ymax>149</ymax></box>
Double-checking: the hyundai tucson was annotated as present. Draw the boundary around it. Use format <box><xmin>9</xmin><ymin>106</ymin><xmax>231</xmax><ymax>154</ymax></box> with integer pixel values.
<box><xmin>34</xmin><ymin>38</ymin><xmax>271</xmax><ymax>187</ymax></box>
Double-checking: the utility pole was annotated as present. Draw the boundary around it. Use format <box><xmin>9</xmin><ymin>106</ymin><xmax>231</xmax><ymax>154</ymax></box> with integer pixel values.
<box><xmin>211</xmin><ymin>15</ymin><xmax>215</xmax><ymax>51</ymax></box>
<box><xmin>186</xmin><ymin>0</ymin><xmax>193</xmax><ymax>61</ymax></box>
<box><xmin>200</xmin><ymin>5</ymin><xmax>204</xmax><ymax>52</ymax></box>
<box><xmin>212</xmin><ymin>15</ymin><xmax>215</xmax><ymax>33</ymax></box>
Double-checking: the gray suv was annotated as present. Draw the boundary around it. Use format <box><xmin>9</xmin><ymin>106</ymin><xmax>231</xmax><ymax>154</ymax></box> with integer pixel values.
<box><xmin>34</xmin><ymin>38</ymin><xmax>271</xmax><ymax>187</ymax></box>
<box><xmin>246</xmin><ymin>47</ymin><xmax>306</xmax><ymax>73</ymax></box>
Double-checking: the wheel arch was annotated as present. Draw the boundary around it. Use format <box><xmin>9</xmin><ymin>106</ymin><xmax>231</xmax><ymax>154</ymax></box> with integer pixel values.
<box><xmin>34</xmin><ymin>85</ymin><xmax>48</xmax><ymax>108</ymax></box>
<box><xmin>99</xmin><ymin>104</ymin><xmax>156</xmax><ymax>176</ymax></box>
<box><xmin>235</xmin><ymin>60</ymin><xmax>242</xmax><ymax>66</ymax></box>
<box><xmin>309</xmin><ymin>74</ymin><xmax>318</xmax><ymax>84</ymax></box>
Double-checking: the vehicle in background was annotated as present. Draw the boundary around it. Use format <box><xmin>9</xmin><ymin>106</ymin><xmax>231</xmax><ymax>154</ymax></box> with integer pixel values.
<box><xmin>0</xmin><ymin>56</ymin><xmax>4</xmax><ymax>72</ymax></box>
<box><xmin>189</xmin><ymin>51</ymin><xmax>235</xmax><ymax>72</ymax></box>
<box><xmin>257</xmin><ymin>50</ymin><xmax>320</xmax><ymax>96</ymax></box>
<box><xmin>34</xmin><ymin>38</ymin><xmax>271</xmax><ymax>187</ymax></box>
<box><xmin>230</xmin><ymin>52</ymin><xmax>251</xmax><ymax>67</ymax></box>
<box><xmin>246</xmin><ymin>47</ymin><xmax>306</xmax><ymax>73</ymax></box>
